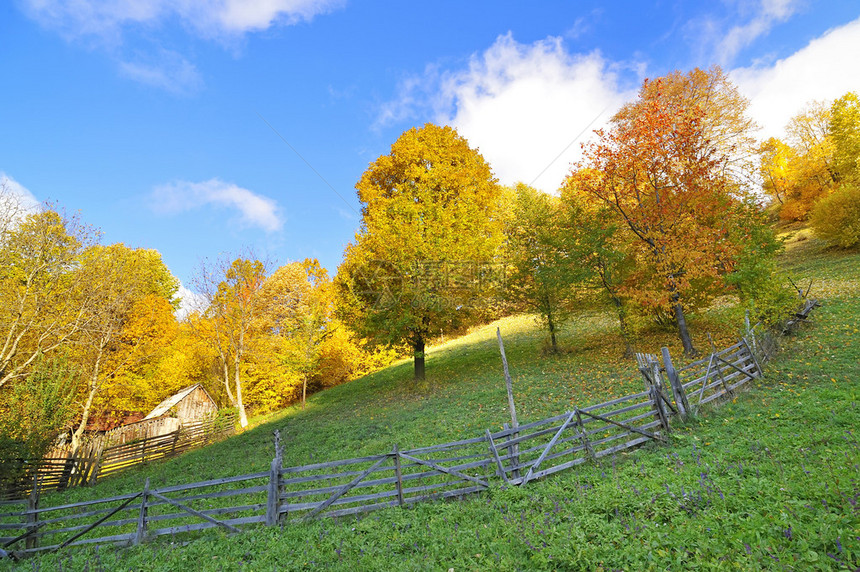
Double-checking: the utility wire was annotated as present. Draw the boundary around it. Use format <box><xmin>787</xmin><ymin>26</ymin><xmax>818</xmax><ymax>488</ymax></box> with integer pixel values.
<box><xmin>529</xmin><ymin>107</ymin><xmax>608</xmax><ymax>187</ymax></box>
<box><xmin>256</xmin><ymin>112</ymin><xmax>360</xmax><ymax>216</ymax></box>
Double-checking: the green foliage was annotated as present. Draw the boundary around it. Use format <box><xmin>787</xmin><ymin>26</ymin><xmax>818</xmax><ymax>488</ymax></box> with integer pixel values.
<box><xmin>830</xmin><ymin>91</ymin><xmax>860</xmax><ymax>184</ymax></box>
<box><xmin>810</xmin><ymin>183</ymin><xmax>860</xmax><ymax>248</ymax></box>
<box><xmin>337</xmin><ymin>123</ymin><xmax>506</xmax><ymax>378</ymax></box>
<box><xmin>0</xmin><ymin>354</ymin><xmax>79</xmax><ymax>459</ymax></box>
<box><xmin>504</xmin><ymin>183</ymin><xmax>581</xmax><ymax>352</ymax></box>
<box><xmin>724</xmin><ymin>201</ymin><xmax>797</xmax><ymax>325</ymax></box>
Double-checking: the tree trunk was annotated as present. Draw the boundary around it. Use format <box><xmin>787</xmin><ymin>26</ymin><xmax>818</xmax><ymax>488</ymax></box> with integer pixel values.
<box><xmin>413</xmin><ymin>337</ymin><xmax>425</xmax><ymax>381</ymax></box>
<box><xmin>674</xmin><ymin>300</ymin><xmax>696</xmax><ymax>357</ymax></box>
<box><xmin>547</xmin><ymin>310</ymin><xmax>558</xmax><ymax>354</ymax></box>
<box><xmin>302</xmin><ymin>373</ymin><xmax>308</xmax><ymax>410</ymax></box>
<box><xmin>71</xmin><ymin>379</ymin><xmax>98</xmax><ymax>452</ymax></box>
<box><xmin>234</xmin><ymin>357</ymin><xmax>248</xmax><ymax>428</ymax></box>
<box><xmin>71</xmin><ymin>349</ymin><xmax>104</xmax><ymax>451</ymax></box>
<box><xmin>222</xmin><ymin>359</ymin><xmax>236</xmax><ymax>406</ymax></box>
<box><xmin>612</xmin><ymin>296</ymin><xmax>635</xmax><ymax>358</ymax></box>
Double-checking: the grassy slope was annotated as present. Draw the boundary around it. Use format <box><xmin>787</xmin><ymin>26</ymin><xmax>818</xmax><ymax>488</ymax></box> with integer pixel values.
<box><xmin>7</xmin><ymin>233</ymin><xmax>860</xmax><ymax>570</ymax></box>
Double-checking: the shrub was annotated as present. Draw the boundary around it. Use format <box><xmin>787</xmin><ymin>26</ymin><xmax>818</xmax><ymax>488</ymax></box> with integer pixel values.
<box><xmin>0</xmin><ymin>354</ymin><xmax>79</xmax><ymax>458</ymax></box>
<box><xmin>810</xmin><ymin>183</ymin><xmax>860</xmax><ymax>248</ymax></box>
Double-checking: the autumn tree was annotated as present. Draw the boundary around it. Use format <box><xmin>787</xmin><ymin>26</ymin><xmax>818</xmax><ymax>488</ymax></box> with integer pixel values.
<box><xmin>0</xmin><ymin>205</ymin><xmax>98</xmax><ymax>390</ymax></box>
<box><xmin>612</xmin><ymin>66</ymin><xmax>759</xmax><ymax>189</ymax></box>
<box><xmin>758</xmin><ymin>137</ymin><xmax>793</xmax><ymax>206</ymax></box>
<box><xmin>260</xmin><ymin>259</ymin><xmax>334</xmax><ymax>409</ymax></box>
<box><xmin>810</xmin><ymin>92</ymin><xmax>860</xmax><ymax>248</ymax></box>
<box><xmin>830</xmin><ymin>91</ymin><xmax>860</xmax><ymax>184</ymax></box>
<box><xmin>337</xmin><ymin>123</ymin><xmax>506</xmax><ymax>380</ymax></box>
<box><xmin>558</xmin><ymin>177</ymin><xmax>637</xmax><ymax>356</ymax></box>
<box><xmin>89</xmin><ymin>293</ymin><xmax>180</xmax><ymax>425</ymax></box>
<box><xmin>70</xmin><ymin>244</ymin><xmax>179</xmax><ymax>448</ymax></box>
<box><xmin>761</xmin><ymin>101</ymin><xmax>838</xmax><ymax>220</ymax></box>
<box><xmin>504</xmin><ymin>183</ymin><xmax>580</xmax><ymax>353</ymax></box>
<box><xmin>193</xmin><ymin>256</ymin><xmax>268</xmax><ymax>427</ymax></box>
<box><xmin>573</xmin><ymin>79</ymin><xmax>753</xmax><ymax>355</ymax></box>
<box><xmin>0</xmin><ymin>353</ymin><xmax>79</xmax><ymax>460</ymax></box>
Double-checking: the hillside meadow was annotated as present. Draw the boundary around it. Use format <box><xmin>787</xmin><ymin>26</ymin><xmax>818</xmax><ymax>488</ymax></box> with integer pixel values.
<box><xmin>3</xmin><ymin>232</ymin><xmax>860</xmax><ymax>571</ymax></box>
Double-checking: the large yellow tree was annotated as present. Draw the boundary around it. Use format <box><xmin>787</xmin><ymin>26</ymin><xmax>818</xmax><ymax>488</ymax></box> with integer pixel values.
<box><xmin>0</xmin><ymin>205</ymin><xmax>98</xmax><ymax>390</ymax></box>
<box><xmin>337</xmin><ymin>124</ymin><xmax>506</xmax><ymax>380</ymax></box>
<box><xmin>70</xmin><ymin>244</ymin><xmax>179</xmax><ymax>448</ymax></box>
<box><xmin>193</xmin><ymin>256</ymin><xmax>268</xmax><ymax>427</ymax></box>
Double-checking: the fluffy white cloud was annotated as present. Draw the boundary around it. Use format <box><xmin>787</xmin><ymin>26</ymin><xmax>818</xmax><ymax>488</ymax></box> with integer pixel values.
<box><xmin>22</xmin><ymin>0</ymin><xmax>343</xmax><ymax>39</ymax></box>
<box><xmin>175</xmin><ymin>283</ymin><xmax>206</xmax><ymax>320</ymax></box>
<box><xmin>151</xmin><ymin>178</ymin><xmax>284</xmax><ymax>232</ymax></box>
<box><xmin>731</xmin><ymin>16</ymin><xmax>860</xmax><ymax>139</ymax></box>
<box><xmin>119</xmin><ymin>49</ymin><xmax>203</xmax><ymax>95</ymax></box>
<box><xmin>0</xmin><ymin>172</ymin><xmax>40</xmax><ymax>213</ymax></box>
<box><xmin>714</xmin><ymin>0</ymin><xmax>801</xmax><ymax>64</ymax></box>
<box><xmin>381</xmin><ymin>33</ymin><xmax>637</xmax><ymax>192</ymax></box>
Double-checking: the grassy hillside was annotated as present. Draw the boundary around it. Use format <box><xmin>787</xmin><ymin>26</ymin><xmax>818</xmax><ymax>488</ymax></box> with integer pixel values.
<box><xmin>6</xmin><ymin>233</ymin><xmax>860</xmax><ymax>570</ymax></box>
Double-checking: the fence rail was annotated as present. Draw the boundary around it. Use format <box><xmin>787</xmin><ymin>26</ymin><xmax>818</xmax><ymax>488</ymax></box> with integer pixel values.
<box><xmin>3</xmin><ymin>309</ymin><xmax>814</xmax><ymax>560</ymax></box>
<box><xmin>0</xmin><ymin>364</ymin><xmax>677</xmax><ymax>558</ymax></box>
<box><xmin>0</xmin><ymin>413</ymin><xmax>238</xmax><ymax>501</ymax></box>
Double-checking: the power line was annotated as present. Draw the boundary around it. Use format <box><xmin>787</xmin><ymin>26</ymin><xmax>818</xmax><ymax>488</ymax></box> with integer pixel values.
<box><xmin>529</xmin><ymin>107</ymin><xmax>608</xmax><ymax>187</ymax></box>
<box><xmin>256</xmin><ymin>112</ymin><xmax>360</xmax><ymax>216</ymax></box>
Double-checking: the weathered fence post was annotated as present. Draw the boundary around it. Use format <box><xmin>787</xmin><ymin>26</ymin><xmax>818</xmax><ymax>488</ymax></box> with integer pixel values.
<box><xmin>741</xmin><ymin>337</ymin><xmax>763</xmax><ymax>378</ymax></box>
<box><xmin>650</xmin><ymin>385</ymin><xmax>670</xmax><ymax>437</ymax></box>
<box><xmin>651</xmin><ymin>385</ymin><xmax>670</xmax><ymax>436</ymax></box>
<box><xmin>25</xmin><ymin>475</ymin><xmax>39</xmax><ymax>551</ymax></box>
<box><xmin>503</xmin><ymin>423</ymin><xmax>520</xmax><ymax>480</ymax></box>
<box><xmin>171</xmin><ymin>429</ymin><xmax>180</xmax><ymax>457</ymax></box>
<box><xmin>574</xmin><ymin>409</ymin><xmax>596</xmax><ymax>461</ymax></box>
<box><xmin>392</xmin><ymin>445</ymin><xmax>405</xmax><ymax>506</ymax></box>
<box><xmin>266</xmin><ymin>430</ymin><xmax>283</xmax><ymax>526</ymax></box>
<box><xmin>88</xmin><ymin>440</ymin><xmax>105</xmax><ymax>486</ymax></box>
<box><xmin>497</xmin><ymin>329</ymin><xmax>520</xmax><ymax>476</ymax></box>
<box><xmin>485</xmin><ymin>430</ymin><xmax>509</xmax><ymax>484</ymax></box>
<box><xmin>661</xmin><ymin>347</ymin><xmax>689</xmax><ymax>419</ymax></box>
<box><xmin>141</xmin><ymin>427</ymin><xmax>148</xmax><ymax>464</ymax></box>
<box><xmin>266</xmin><ymin>456</ymin><xmax>280</xmax><ymax>526</ymax></box>
<box><xmin>135</xmin><ymin>478</ymin><xmax>149</xmax><ymax>545</ymax></box>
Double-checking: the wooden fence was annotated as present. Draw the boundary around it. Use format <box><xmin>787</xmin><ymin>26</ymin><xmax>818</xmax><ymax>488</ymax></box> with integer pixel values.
<box><xmin>1</xmin><ymin>329</ymin><xmax>799</xmax><ymax>560</ymax></box>
<box><xmin>0</xmin><ymin>413</ymin><xmax>238</xmax><ymax>501</ymax></box>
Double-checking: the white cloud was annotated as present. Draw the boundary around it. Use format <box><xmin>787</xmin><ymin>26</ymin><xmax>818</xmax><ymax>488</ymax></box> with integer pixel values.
<box><xmin>716</xmin><ymin>0</ymin><xmax>801</xmax><ymax>64</ymax></box>
<box><xmin>119</xmin><ymin>49</ymin><xmax>203</xmax><ymax>94</ymax></box>
<box><xmin>175</xmin><ymin>283</ymin><xmax>206</xmax><ymax>320</ymax></box>
<box><xmin>22</xmin><ymin>0</ymin><xmax>343</xmax><ymax>40</ymax></box>
<box><xmin>685</xmin><ymin>0</ymin><xmax>802</xmax><ymax>65</ymax></box>
<box><xmin>731</xmin><ymin>16</ymin><xmax>860</xmax><ymax>139</ymax></box>
<box><xmin>151</xmin><ymin>178</ymin><xmax>284</xmax><ymax>232</ymax></box>
<box><xmin>0</xmin><ymin>172</ymin><xmax>40</xmax><ymax>212</ymax></box>
<box><xmin>22</xmin><ymin>0</ymin><xmax>343</xmax><ymax>92</ymax></box>
<box><xmin>195</xmin><ymin>0</ymin><xmax>345</xmax><ymax>35</ymax></box>
<box><xmin>380</xmin><ymin>33</ymin><xmax>637</xmax><ymax>192</ymax></box>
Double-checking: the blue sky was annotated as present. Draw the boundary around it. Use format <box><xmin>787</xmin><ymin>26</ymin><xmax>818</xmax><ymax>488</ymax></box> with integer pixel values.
<box><xmin>2</xmin><ymin>0</ymin><xmax>859</xmax><ymax>310</ymax></box>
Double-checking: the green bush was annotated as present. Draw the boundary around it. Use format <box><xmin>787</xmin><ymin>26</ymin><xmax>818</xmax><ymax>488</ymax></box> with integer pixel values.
<box><xmin>810</xmin><ymin>183</ymin><xmax>860</xmax><ymax>248</ymax></box>
<box><xmin>0</xmin><ymin>354</ymin><xmax>79</xmax><ymax>459</ymax></box>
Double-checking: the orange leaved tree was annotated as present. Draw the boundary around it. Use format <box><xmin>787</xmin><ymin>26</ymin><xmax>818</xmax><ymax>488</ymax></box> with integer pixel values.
<box><xmin>572</xmin><ymin>81</ymin><xmax>748</xmax><ymax>356</ymax></box>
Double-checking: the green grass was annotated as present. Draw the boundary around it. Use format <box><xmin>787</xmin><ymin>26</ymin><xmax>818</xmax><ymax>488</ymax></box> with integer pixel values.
<box><xmin>5</xmin><ymin>235</ymin><xmax>860</xmax><ymax>570</ymax></box>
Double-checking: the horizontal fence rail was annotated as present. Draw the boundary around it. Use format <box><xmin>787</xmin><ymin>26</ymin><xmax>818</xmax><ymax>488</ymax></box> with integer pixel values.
<box><xmin>4</xmin><ymin>313</ymin><xmax>814</xmax><ymax>561</ymax></box>
<box><xmin>0</xmin><ymin>382</ymin><xmax>674</xmax><ymax>558</ymax></box>
<box><xmin>1</xmin><ymin>413</ymin><xmax>238</xmax><ymax>501</ymax></box>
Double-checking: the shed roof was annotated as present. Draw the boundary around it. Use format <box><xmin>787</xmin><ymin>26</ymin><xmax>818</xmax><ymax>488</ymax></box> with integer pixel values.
<box><xmin>144</xmin><ymin>384</ymin><xmax>215</xmax><ymax>420</ymax></box>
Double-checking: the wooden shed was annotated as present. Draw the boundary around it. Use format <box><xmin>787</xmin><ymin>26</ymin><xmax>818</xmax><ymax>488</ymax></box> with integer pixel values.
<box><xmin>144</xmin><ymin>384</ymin><xmax>218</xmax><ymax>423</ymax></box>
